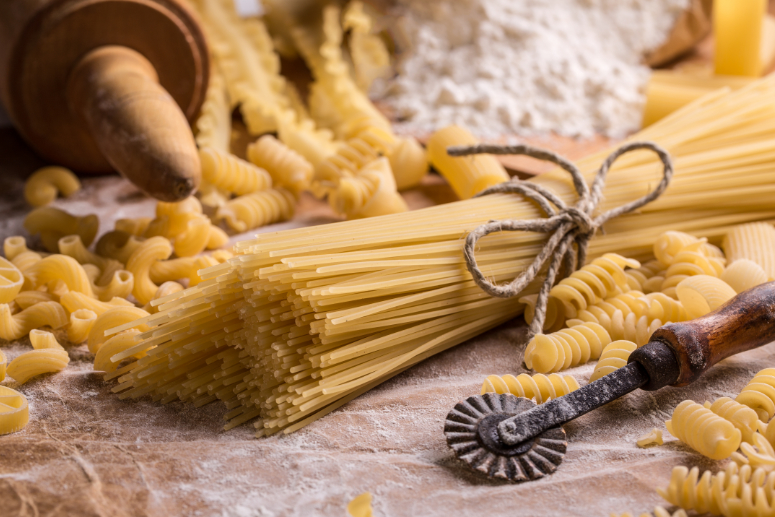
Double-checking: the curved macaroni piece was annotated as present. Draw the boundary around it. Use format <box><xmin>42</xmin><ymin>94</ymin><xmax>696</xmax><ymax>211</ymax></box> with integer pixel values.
<box><xmin>247</xmin><ymin>134</ymin><xmax>313</xmax><ymax>196</ymax></box>
<box><xmin>150</xmin><ymin>257</ymin><xmax>199</xmax><ymax>284</ymax></box>
<box><xmin>737</xmin><ymin>368</ymin><xmax>775</xmax><ymax>421</ymax></box>
<box><xmin>194</xmin><ymin>65</ymin><xmax>231</xmax><ymax>153</ymax></box>
<box><xmin>6</xmin><ymin>348</ymin><xmax>70</xmax><ymax>384</ymax></box>
<box><xmin>95</xmin><ymin>231</ymin><xmax>145</xmax><ymax>265</ymax></box>
<box><xmin>126</xmin><ymin>236</ymin><xmax>173</xmax><ymax>305</ymax></box>
<box><xmin>88</xmin><ymin>306</ymin><xmax>151</xmax><ymax>354</ymax></box>
<box><xmin>481</xmin><ymin>372</ymin><xmax>579</xmax><ymax>403</ymax></box>
<box><xmin>723</xmin><ymin>222</ymin><xmax>775</xmax><ymax>280</ymax></box>
<box><xmin>676</xmin><ymin>275</ymin><xmax>737</xmax><ymax>319</ymax></box>
<box><xmin>143</xmin><ymin>282</ymin><xmax>184</xmax><ymax>313</ymax></box>
<box><xmin>24</xmin><ymin>207</ymin><xmax>98</xmax><ymax>252</ymax></box>
<box><xmin>24</xmin><ymin>254</ymin><xmax>95</xmax><ymax>297</ymax></box>
<box><xmin>200</xmin><ymin>146</ymin><xmax>273</xmax><ymax>195</ymax></box>
<box><xmin>705</xmin><ymin>397</ymin><xmax>761</xmax><ymax>444</ymax></box>
<box><xmin>172</xmin><ymin>215</ymin><xmax>212</xmax><ymax>257</ymax></box>
<box><xmin>115</xmin><ymin>217</ymin><xmax>153</xmax><ymax>237</ymax></box>
<box><xmin>14</xmin><ymin>291</ymin><xmax>57</xmax><ymax>309</ymax></box>
<box><xmin>666</xmin><ymin>400</ymin><xmax>742</xmax><ymax>459</ymax></box>
<box><xmin>0</xmin><ymin>350</ymin><xmax>5</xmax><ymax>381</ymax></box>
<box><xmin>58</xmin><ymin>234</ymin><xmax>122</xmax><ymax>273</ymax></box>
<box><xmin>11</xmin><ymin>251</ymin><xmax>43</xmax><ymax>277</ymax></box>
<box><xmin>90</xmin><ymin>270</ymin><xmax>134</xmax><ymax>302</ymax></box>
<box><xmin>0</xmin><ymin>301</ymin><xmax>68</xmax><ymax>340</ymax></box>
<box><xmin>67</xmin><ymin>309</ymin><xmax>97</xmax><ymax>344</ymax></box>
<box><xmin>24</xmin><ymin>166</ymin><xmax>81</xmax><ymax>207</ymax></box>
<box><xmin>216</xmin><ymin>188</ymin><xmax>296</xmax><ymax>232</ymax></box>
<box><xmin>722</xmin><ymin>259</ymin><xmax>770</xmax><ymax>294</ymax></box>
<box><xmin>426</xmin><ymin>125</ymin><xmax>509</xmax><ymax>199</ymax></box>
<box><xmin>4</xmin><ymin>236</ymin><xmax>30</xmax><ymax>260</ymax></box>
<box><xmin>0</xmin><ymin>257</ymin><xmax>23</xmax><ymax>304</ymax></box>
<box><xmin>328</xmin><ymin>158</ymin><xmax>408</xmax><ymax>219</ymax></box>
<box><xmin>636</xmin><ymin>428</ymin><xmax>664</xmax><ymax>448</ymax></box>
<box><xmin>207</xmin><ymin>225</ymin><xmax>229</xmax><ymax>250</ymax></box>
<box><xmin>0</xmin><ymin>386</ymin><xmax>29</xmax><ymax>435</ymax></box>
<box><xmin>60</xmin><ymin>291</ymin><xmax>134</xmax><ymax>317</ymax></box>
<box><xmin>93</xmin><ymin>329</ymin><xmax>144</xmax><ymax>372</ymax></box>
<box><xmin>29</xmin><ymin>329</ymin><xmax>64</xmax><ymax>350</ymax></box>
<box><xmin>523</xmin><ymin>322</ymin><xmax>611</xmax><ymax>373</ymax></box>
<box><xmin>589</xmin><ymin>340</ymin><xmax>638</xmax><ymax>382</ymax></box>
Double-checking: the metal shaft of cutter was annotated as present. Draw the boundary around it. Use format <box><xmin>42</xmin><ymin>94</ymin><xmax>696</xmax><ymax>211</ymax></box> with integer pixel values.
<box><xmin>497</xmin><ymin>361</ymin><xmax>651</xmax><ymax>445</ymax></box>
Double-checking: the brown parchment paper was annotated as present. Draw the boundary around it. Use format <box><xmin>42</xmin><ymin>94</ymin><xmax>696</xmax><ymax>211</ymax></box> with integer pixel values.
<box><xmin>2</xmin><ymin>128</ymin><xmax>774</xmax><ymax>517</ymax></box>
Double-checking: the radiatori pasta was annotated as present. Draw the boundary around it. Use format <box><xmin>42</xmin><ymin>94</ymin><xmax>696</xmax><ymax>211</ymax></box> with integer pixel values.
<box><xmin>23</xmin><ymin>206</ymin><xmax>99</xmax><ymax>253</ymax></box>
<box><xmin>666</xmin><ymin>400</ymin><xmax>742</xmax><ymax>460</ymax></box>
<box><xmin>67</xmin><ymin>309</ymin><xmax>97</xmax><ymax>344</ymax></box>
<box><xmin>0</xmin><ymin>257</ymin><xmax>23</xmax><ymax>304</ymax></box>
<box><xmin>0</xmin><ymin>301</ymin><xmax>68</xmax><ymax>341</ymax></box>
<box><xmin>481</xmin><ymin>372</ymin><xmax>579</xmax><ymax>403</ymax></box>
<box><xmin>24</xmin><ymin>166</ymin><xmax>81</xmax><ymax>207</ymax></box>
<box><xmin>6</xmin><ymin>348</ymin><xmax>70</xmax><ymax>384</ymax></box>
<box><xmin>0</xmin><ymin>385</ymin><xmax>29</xmax><ymax>435</ymax></box>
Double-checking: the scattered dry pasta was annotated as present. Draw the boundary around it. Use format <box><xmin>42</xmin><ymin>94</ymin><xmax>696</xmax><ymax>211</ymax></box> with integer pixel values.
<box><xmin>29</xmin><ymin>329</ymin><xmax>64</xmax><ymax>350</ymax></box>
<box><xmin>328</xmin><ymin>157</ymin><xmax>408</xmax><ymax>219</ymax></box>
<box><xmin>14</xmin><ymin>291</ymin><xmax>57</xmax><ymax>309</ymax></box>
<box><xmin>0</xmin><ymin>386</ymin><xmax>29</xmax><ymax>435</ymax></box>
<box><xmin>114</xmin><ymin>217</ymin><xmax>152</xmax><ymax>237</ymax></box>
<box><xmin>95</xmin><ymin>231</ymin><xmax>144</xmax><ymax>264</ymax></box>
<box><xmin>0</xmin><ymin>349</ymin><xmax>5</xmax><ymax>381</ymax></box>
<box><xmin>675</xmin><ymin>275</ymin><xmax>737</xmax><ymax>319</ymax></box>
<box><xmin>24</xmin><ymin>166</ymin><xmax>81</xmax><ymax>207</ymax></box>
<box><xmin>143</xmin><ymin>281</ymin><xmax>184</xmax><ymax>313</ymax></box>
<box><xmin>724</xmin><ymin>222</ymin><xmax>775</xmax><ymax>281</ymax></box>
<box><xmin>67</xmin><ymin>309</ymin><xmax>97</xmax><ymax>344</ymax></box>
<box><xmin>216</xmin><ymin>188</ymin><xmax>296</xmax><ymax>232</ymax></box>
<box><xmin>734</xmin><ymin>432</ymin><xmax>775</xmax><ymax>472</ymax></box>
<box><xmin>0</xmin><ymin>257</ymin><xmax>23</xmax><ymax>304</ymax></box>
<box><xmin>194</xmin><ymin>65</ymin><xmax>231</xmax><ymax>153</ymax></box>
<box><xmin>636</xmin><ymin>428</ymin><xmax>664</xmax><ymax>448</ymax></box>
<box><xmin>24</xmin><ymin>254</ymin><xmax>95</xmax><ymax>297</ymax></box>
<box><xmin>347</xmin><ymin>492</ymin><xmax>373</xmax><ymax>517</ymax></box>
<box><xmin>705</xmin><ymin>397</ymin><xmax>761</xmax><ymax>444</ymax></box>
<box><xmin>481</xmin><ymin>372</ymin><xmax>579</xmax><ymax>404</ymax></box>
<box><xmin>0</xmin><ymin>301</ymin><xmax>68</xmax><ymax>341</ymax></box>
<box><xmin>59</xmin><ymin>291</ymin><xmax>134</xmax><ymax>316</ymax></box>
<box><xmin>58</xmin><ymin>234</ymin><xmax>120</xmax><ymax>273</ymax></box>
<box><xmin>87</xmin><ymin>306</ymin><xmax>150</xmax><ymax>354</ymax></box>
<box><xmin>666</xmin><ymin>400</ymin><xmax>742</xmax><ymax>460</ymax></box>
<box><xmin>24</xmin><ymin>207</ymin><xmax>98</xmax><ymax>252</ymax></box>
<box><xmin>6</xmin><ymin>348</ymin><xmax>70</xmax><ymax>384</ymax></box>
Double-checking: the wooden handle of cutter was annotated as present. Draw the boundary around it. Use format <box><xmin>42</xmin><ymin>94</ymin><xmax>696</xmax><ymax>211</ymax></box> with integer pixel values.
<box><xmin>650</xmin><ymin>281</ymin><xmax>775</xmax><ymax>386</ymax></box>
<box><xmin>66</xmin><ymin>46</ymin><xmax>200</xmax><ymax>201</ymax></box>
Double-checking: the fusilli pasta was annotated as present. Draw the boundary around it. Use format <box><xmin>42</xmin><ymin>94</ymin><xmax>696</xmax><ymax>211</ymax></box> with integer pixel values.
<box><xmin>200</xmin><ymin>146</ymin><xmax>273</xmax><ymax>195</ymax></box>
<box><xmin>247</xmin><ymin>134</ymin><xmax>313</xmax><ymax>195</ymax></box>
<box><xmin>215</xmin><ymin>188</ymin><xmax>296</xmax><ymax>232</ymax></box>
<box><xmin>737</xmin><ymin>369</ymin><xmax>775</xmax><ymax>422</ymax></box>
<box><xmin>481</xmin><ymin>372</ymin><xmax>579</xmax><ymax>403</ymax></box>
<box><xmin>666</xmin><ymin>400</ymin><xmax>742</xmax><ymax>459</ymax></box>
<box><xmin>590</xmin><ymin>340</ymin><xmax>638</xmax><ymax>382</ymax></box>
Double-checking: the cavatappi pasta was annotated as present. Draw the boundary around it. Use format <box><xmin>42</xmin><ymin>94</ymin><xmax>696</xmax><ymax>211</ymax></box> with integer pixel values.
<box><xmin>24</xmin><ymin>166</ymin><xmax>81</xmax><ymax>207</ymax></box>
<box><xmin>0</xmin><ymin>386</ymin><xmax>29</xmax><ymax>435</ymax></box>
<box><xmin>6</xmin><ymin>348</ymin><xmax>70</xmax><ymax>384</ymax></box>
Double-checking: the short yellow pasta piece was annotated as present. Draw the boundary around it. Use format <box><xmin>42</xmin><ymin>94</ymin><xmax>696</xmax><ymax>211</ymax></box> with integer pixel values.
<box><xmin>58</xmin><ymin>234</ymin><xmax>121</xmax><ymax>273</ymax></box>
<box><xmin>3</xmin><ymin>236</ymin><xmax>30</xmax><ymax>260</ymax></box>
<box><xmin>590</xmin><ymin>340</ymin><xmax>638</xmax><ymax>382</ymax></box>
<box><xmin>524</xmin><ymin>322</ymin><xmax>611</xmax><ymax>374</ymax></box>
<box><xmin>481</xmin><ymin>372</ymin><xmax>579</xmax><ymax>404</ymax></box>
<box><xmin>723</xmin><ymin>222</ymin><xmax>775</xmax><ymax>280</ymax></box>
<box><xmin>114</xmin><ymin>217</ymin><xmax>152</xmax><ymax>237</ymax></box>
<box><xmin>426</xmin><ymin>125</ymin><xmax>509</xmax><ymax>200</ymax></box>
<box><xmin>67</xmin><ymin>308</ymin><xmax>97</xmax><ymax>344</ymax></box>
<box><xmin>0</xmin><ymin>349</ymin><xmax>5</xmax><ymax>381</ymax></box>
<box><xmin>207</xmin><ymin>225</ymin><xmax>229</xmax><ymax>250</ymax></box>
<box><xmin>89</xmin><ymin>269</ymin><xmax>134</xmax><ymax>302</ymax></box>
<box><xmin>126</xmin><ymin>236</ymin><xmax>173</xmax><ymax>305</ymax></box>
<box><xmin>24</xmin><ymin>207</ymin><xmax>98</xmax><ymax>252</ymax></box>
<box><xmin>24</xmin><ymin>254</ymin><xmax>95</xmax><ymax>297</ymax></box>
<box><xmin>87</xmin><ymin>306</ymin><xmax>151</xmax><ymax>354</ymax></box>
<box><xmin>0</xmin><ymin>386</ymin><xmax>29</xmax><ymax>435</ymax></box>
<box><xmin>11</xmin><ymin>251</ymin><xmax>43</xmax><ymax>276</ymax></box>
<box><xmin>347</xmin><ymin>492</ymin><xmax>373</xmax><ymax>517</ymax></box>
<box><xmin>721</xmin><ymin>259</ymin><xmax>770</xmax><ymax>294</ymax></box>
<box><xmin>95</xmin><ymin>231</ymin><xmax>144</xmax><ymax>264</ymax></box>
<box><xmin>704</xmin><ymin>397</ymin><xmax>760</xmax><ymax>444</ymax></box>
<box><xmin>247</xmin><ymin>134</ymin><xmax>313</xmax><ymax>195</ymax></box>
<box><xmin>200</xmin><ymin>146</ymin><xmax>273</xmax><ymax>195</ymax></box>
<box><xmin>657</xmin><ymin>464</ymin><xmax>735</xmax><ymax>516</ymax></box>
<box><xmin>676</xmin><ymin>275</ymin><xmax>737</xmax><ymax>319</ymax></box>
<box><xmin>0</xmin><ymin>257</ymin><xmax>24</xmax><ymax>303</ymax></box>
<box><xmin>93</xmin><ymin>329</ymin><xmax>143</xmax><ymax>372</ymax></box>
<box><xmin>636</xmin><ymin>428</ymin><xmax>664</xmax><ymax>448</ymax></box>
<box><xmin>6</xmin><ymin>348</ymin><xmax>70</xmax><ymax>384</ymax></box>
<box><xmin>24</xmin><ymin>166</ymin><xmax>81</xmax><ymax>207</ymax></box>
<box><xmin>0</xmin><ymin>301</ymin><xmax>68</xmax><ymax>341</ymax></box>
<box><xmin>172</xmin><ymin>215</ymin><xmax>212</xmax><ymax>257</ymax></box>
<box><xmin>194</xmin><ymin>65</ymin><xmax>231</xmax><ymax>153</ymax></box>
<box><xmin>14</xmin><ymin>291</ymin><xmax>57</xmax><ymax>309</ymax></box>
<box><xmin>59</xmin><ymin>291</ymin><xmax>133</xmax><ymax>316</ymax></box>
<box><xmin>216</xmin><ymin>188</ymin><xmax>296</xmax><ymax>233</ymax></box>
<box><xmin>29</xmin><ymin>329</ymin><xmax>64</xmax><ymax>350</ymax></box>
<box><xmin>328</xmin><ymin>157</ymin><xmax>408</xmax><ymax>219</ymax></box>
<box><xmin>666</xmin><ymin>399</ymin><xmax>742</xmax><ymax>460</ymax></box>
<box><xmin>737</xmin><ymin>368</ymin><xmax>775</xmax><ymax>421</ymax></box>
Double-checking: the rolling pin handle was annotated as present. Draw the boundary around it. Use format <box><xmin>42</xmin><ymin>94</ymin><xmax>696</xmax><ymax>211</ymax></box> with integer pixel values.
<box><xmin>628</xmin><ymin>340</ymin><xmax>680</xmax><ymax>391</ymax></box>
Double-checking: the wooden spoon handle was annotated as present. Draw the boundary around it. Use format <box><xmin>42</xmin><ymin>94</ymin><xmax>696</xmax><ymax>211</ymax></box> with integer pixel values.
<box><xmin>650</xmin><ymin>281</ymin><xmax>775</xmax><ymax>386</ymax></box>
<box><xmin>66</xmin><ymin>45</ymin><xmax>200</xmax><ymax>201</ymax></box>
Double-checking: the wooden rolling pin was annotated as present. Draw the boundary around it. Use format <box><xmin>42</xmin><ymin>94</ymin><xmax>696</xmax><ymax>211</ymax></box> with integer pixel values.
<box><xmin>0</xmin><ymin>0</ymin><xmax>209</xmax><ymax>201</ymax></box>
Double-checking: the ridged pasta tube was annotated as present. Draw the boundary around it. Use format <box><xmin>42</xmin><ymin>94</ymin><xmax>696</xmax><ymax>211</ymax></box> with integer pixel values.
<box><xmin>0</xmin><ymin>301</ymin><xmax>68</xmax><ymax>340</ymax></box>
<box><xmin>6</xmin><ymin>348</ymin><xmax>70</xmax><ymax>384</ymax></box>
<box><xmin>0</xmin><ymin>257</ymin><xmax>23</xmax><ymax>304</ymax></box>
<box><xmin>723</xmin><ymin>222</ymin><xmax>775</xmax><ymax>280</ymax></box>
<box><xmin>0</xmin><ymin>386</ymin><xmax>29</xmax><ymax>435</ymax></box>
<box><xmin>524</xmin><ymin>322</ymin><xmax>611</xmax><ymax>373</ymax></box>
<box><xmin>589</xmin><ymin>340</ymin><xmax>638</xmax><ymax>382</ymax></box>
<box><xmin>14</xmin><ymin>291</ymin><xmax>57</xmax><ymax>309</ymax></box>
<box><xmin>126</xmin><ymin>237</ymin><xmax>173</xmax><ymax>305</ymax></box>
<box><xmin>30</xmin><ymin>329</ymin><xmax>64</xmax><ymax>350</ymax></box>
<box><xmin>24</xmin><ymin>254</ymin><xmax>95</xmax><ymax>297</ymax></box>
<box><xmin>481</xmin><ymin>373</ymin><xmax>579</xmax><ymax>403</ymax></box>
<box><xmin>93</xmin><ymin>329</ymin><xmax>144</xmax><ymax>372</ymax></box>
<box><xmin>722</xmin><ymin>259</ymin><xmax>770</xmax><ymax>294</ymax></box>
<box><xmin>24</xmin><ymin>207</ymin><xmax>98</xmax><ymax>252</ymax></box>
<box><xmin>666</xmin><ymin>400</ymin><xmax>742</xmax><ymax>459</ymax></box>
<box><xmin>95</xmin><ymin>231</ymin><xmax>144</xmax><ymax>264</ymax></box>
<box><xmin>737</xmin><ymin>369</ymin><xmax>775</xmax><ymax>421</ymax></box>
<box><xmin>216</xmin><ymin>188</ymin><xmax>296</xmax><ymax>232</ymax></box>
<box><xmin>58</xmin><ymin>235</ymin><xmax>121</xmax><ymax>273</ymax></box>
<box><xmin>3</xmin><ymin>236</ymin><xmax>30</xmax><ymax>260</ymax></box>
<box><xmin>59</xmin><ymin>291</ymin><xmax>134</xmax><ymax>316</ymax></box>
<box><xmin>676</xmin><ymin>275</ymin><xmax>737</xmax><ymax>319</ymax></box>
<box><xmin>87</xmin><ymin>306</ymin><xmax>151</xmax><ymax>354</ymax></box>
<box><xmin>705</xmin><ymin>397</ymin><xmax>761</xmax><ymax>444</ymax></box>
<box><xmin>247</xmin><ymin>134</ymin><xmax>313</xmax><ymax>195</ymax></box>
<box><xmin>24</xmin><ymin>166</ymin><xmax>81</xmax><ymax>207</ymax></box>
<box><xmin>426</xmin><ymin>125</ymin><xmax>509</xmax><ymax>199</ymax></box>
<box><xmin>67</xmin><ymin>309</ymin><xmax>97</xmax><ymax>344</ymax></box>
<box><xmin>200</xmin><ymin>146</ymin><xmax>273</xmax><ymax>195</ymax></box>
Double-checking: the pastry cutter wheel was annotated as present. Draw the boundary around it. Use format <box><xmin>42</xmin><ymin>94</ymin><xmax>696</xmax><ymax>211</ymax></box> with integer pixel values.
<box><xmin>444</xmin><ymin>281</ymin><xmax>775</xmax><ymax>482</ymax></box>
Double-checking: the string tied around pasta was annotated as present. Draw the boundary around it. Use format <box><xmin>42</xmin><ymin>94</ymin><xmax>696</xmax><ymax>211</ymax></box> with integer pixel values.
<box><xmin>447</xmin><ymin>141</ymin><xmax>674</xmax><ymax>339</ymax></box>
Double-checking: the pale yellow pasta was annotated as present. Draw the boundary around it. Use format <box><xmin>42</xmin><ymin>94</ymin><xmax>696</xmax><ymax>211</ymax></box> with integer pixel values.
<box><xmin>207</xmin><ymin>225</ymin><xmax>229</xmax><ymax>250</ymax></box>
<box><xmin>142</xmin><ymin>282</ymin><xmax>184</xmax><ymax>314</ymax></box>
<box><xmin>347</xmin><ymin>492</ymin><xmax>373</xmax><ymax>517</ymax></box>
<box><xmin>11</xmin><ymin>251</ymin><xmax>42</xmax><ymax>276</ymax></box>
<box><xmin>23</xmin><ymin>207</ymin><xmax>98</xmax><ymax>252</ymax></box>
<box><xmin>247</xmin><ymin>134</ymin><xmax>313</xmax><ymax>195</ymax></box>
<box><xmin>666</xmin><ymin>400</ymin><xmax>742</xmax><ymax>460</ymax></box>
<box><xmin>658</xmin><ymin>464</ymin><xmax>737</xmax><ymax>516</ymax></box>
<box><xmin>24</xmin><ymin>166</ymin><xmax>81</xmax><ymax>207</ymax></box>
<box><xmin>0</xmin><ymin>349</ymin><xmax>5</xmax><ymax>381</ymax></box>
<box><xmin>215</xmin><ymin>188</ymin><xmax>296</xmax><ymax>232</ymax></box>
<box><xmin>93</xmin><ymin>329</ymin><xmax>144</xmax><ymax>372</ymax></box>
<box><xmin>95</xmin><ymin>231</ymin><xmax>144</xmax><ymax>264</ymax></box>
<box><xmin>66</xmin><ymin>309</ymin><xmax>97</xmax><ymax>344</ymax></box>
<box><xmin>89</xmin><ymin>269</ymin><xmax>134</xmax><ymax>302</ymax></box>
<box><xmin>676</xmin><ymin>275</ymin><xmax>737</xmax><ymax>319</ymax></box>
<box><xmin>172</xmin><ymin>215</ymin><xmax>211</xmax><ymax>257</ymax></box>
<box><xmin>481</xmin><ymin>372</ymin><xmax>579</xmax><ymax>403</ymax></box>
<box><xmin>636</xmin><ymin>428</ymin><xmax>664</xmax><ymax>448</ymax></box>
<box><xmin>723</xmin><ymin>222</ymin><xmax>775</xmax><ymax>280</ymax></box>
<box><xmin>200</xmin><ymin>146</ymin><xmax>273</xmax><ymax>195</ymax></box>
<box><xmin>211</xmin><ymin>250</ymin><xmax>233</xmax><ymax>263</ymax></box>
<box><xmin>3</xmin><ymin>236</ymin><xmax>30</xmax><ymax>260</ymax></box>
<box><xmin>29</xmin><ymin>329</ymin><xmax>64</xmax><ymax>350</ymax></box>
<box><xmin>567</xmin><ymin>292</ymin><xmax>665</xmax><ymax>346</ymax></box>
<box><xmin>328</xmin><ymin>158</ymin><xmax>408</xmax><ymax>219</ymax></box>
<box><xmin>734</xmin><ymin>432</ymin><xmax>775</xmax><ymax>472</ymax></box>
<box><xmin>0</xmin><ymin>257</ymin><xmax>23</xmax><ymax>303</ymax></box>
<box><xmin>660</xmin><ymin>249</ymin><xmax>724</xmax><ymax>298</ymax></box>
<box><xmin>57</xmin><ymin>234</ymin><xmax>121</xmax><ymax>273</ymax></box>
<box><xmin>737</xmin><ymin>369</ymin><xmax>775</xmax><ymax>422</ymax></box>
<box><xmin>189</xmin><ymin>256</ymin><xmax>219</xmax><ymax>286</ymax></box>
<box><xmin>523</xmin><ymin>322</ymin><xmax>611</xmax><ymax>374</ymax></box>
<box><xmin>126</xmin><ymin>236</ymin><xmax>173</xmax><ymax>305</ymax></box>
<box><xmin>59</xmin><ymin>291</ymin><xmax>133</xmax><ymax>317</ymax></box>
<box><xmin>654</xmin><ymin>231</ymin><xmax>706</xmax><ymax>267</ymax></box>
<box><xmin>626</xmin><ymin>259</ymin><xmax>665</xmax><ymax>293</ymax></box>
<box><xmin>590</xmin><ymin>340</ymin><xmax>638</xmax><ymax>382</ymax></box>
<box><xmin>0</xmin><ymin>386</ymin><xmax>29</xmax><ymax>435</ymax></box>
<box><xmin>194</xmin><ymin>65</ymin><xmax>231</xmax><ymax>153</ymax></box>
<box><xmin>722</xmin><ymin>259</ymin><xmax>770</xmax><ymax>294</ymax></box>
<box><xmin>705</xmin><ymin>397</ymin><xmax>761</xmax><ymax>444</ymax></box>
<box><xmin>24</xmin><ymin>254</ymin><xmax>95</xmax><ymax>297</ymax></box>
<box><xmin>6</xmin><ymin>348</ymin><xmax>70</xmax><ymax>384</ymax></box>
<box><xmin>198</xmin><ymin>182</ymin><xmax>231</xmax><ymax>208</ymax></box>
<box><xmin>87</xmin><ymin>306</ymin><xmax>151</xmax><ymax>354</ymax></box>
<box><xmin>426</xmin><ymin>125</ymin><xmax>509</xmax><ymax>200</ymax></box>
<box><xmin>115</xmin><ymin>217</ymin><xmax>152</xmax><ymax>237</ymax></box>
<box><xmin>343</xmin><ymin>1</ymin><xmax>391</xmax><ymax>92</ymax></box>
<box><xmin>155</xmin><ymin>196</ymin><xmax>203</xmax><ymax>219</ymax></box>
<box><xmin>0</xmin><ymin>301</ymin><xmax>68</xmax><ymax>341</ymax></box>
<box><xmin>387</xmin><ymin>136</ymin><xmax>429</xmax><ymax>191</ymax></box>
<box><xmin>149</xmin><ymin>257</ymin><xmax>199</xmax><ymax>284</ymax></box>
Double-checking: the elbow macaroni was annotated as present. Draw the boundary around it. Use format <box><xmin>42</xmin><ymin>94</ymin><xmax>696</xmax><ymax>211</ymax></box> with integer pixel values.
<box><xmin>67</xmin><ymin>309</ymin><xmax>98</xmax><ymax>344</ymax></box>
<box><xmin>0</xmin><ymin>301</ymin><xmax>68</xmax><ymax>341</ymax></box>
<box><xmin>6</xmin><ymin>348</ymin><xmax>70</xmax><ymax>384</ymax></box>
<box><xmin>126</xmin><ymin>236</ymin><xmax>173</xmax><ymax>305</ymax></box>
<box><xmin>24</xmin><ymin>166</ymin><xmax>81</xmax><ymax>207</ymax></box>
<box><xmin>24</xmin><ymin>207</ymin><xmax>99</xmax><ymax>252</ymax></box>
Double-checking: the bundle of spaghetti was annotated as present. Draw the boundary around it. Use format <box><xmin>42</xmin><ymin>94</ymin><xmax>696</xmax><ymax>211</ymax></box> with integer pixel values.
<box><xmin>723</xmin><ymin>222</ymin><xmax>775</xmax><ymax>281</ymax></box>
<box><xmin>106</xmin><ymin>77</ymin><xmax>775</xmax><ymax>436</ymax></box>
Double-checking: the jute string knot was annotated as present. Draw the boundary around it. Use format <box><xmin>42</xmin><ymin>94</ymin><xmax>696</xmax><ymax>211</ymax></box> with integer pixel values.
<box><xmin>446</xmin><ymin>141</ymin><xmax>674</xmax><ymax>339</ymax></box>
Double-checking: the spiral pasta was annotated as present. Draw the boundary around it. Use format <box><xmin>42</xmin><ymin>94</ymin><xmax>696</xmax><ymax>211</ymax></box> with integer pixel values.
<box><xmin>6</xmin><ymin>348</ymin><xmax>70</xmax><ymax>384</ymax></box>
<box><xmin>24</xmin><ymin>166</ymin><xmax>81</xmax><ymax>207</ymax></box>
<box><xmin>676</xmin><ymin>275</ymin><xmax>737</xmax><ymax>319</ymax></box>
<box><xmin>93</xmin><ymin>329</ymin><xmax>144</xmax><ymax>373</ymax></box>
<box><xmin>0</xmin><ymin>301</ymin><xmax>68</xmax><ymax>341</ymax></box>
<box><xmin>723</xmin><ymin>222</ymin><xmax>775</xmax><ymax>281</ymax></box>
<box><xmin>215</xmin><ymin>188</ymin><xmax>296</xmax><ymax>232</ymax></box>
<box><xmin>87</xmin><ymin>306</ymin><xmax>150</xmax><ymax>354</ymax></box>
<box><xmin>722</xmin><ymin>259</ymin><xmax>770</xmax><ymax>294</ymax></box>
<box><xmin>666</xmin><ymin>400</ymin><xmax>742</xmax><ymax>460</ymax></box>
<box><xmin>125</xmin><ymin>237</ymin><xmax>173</xmax><ymax>305</ymax></box>
<box><xmin>658</xmin><ymin>463</ymin><xmax>738</xmax><ymax>515</ymax></box>
<box><xmin>589</xmin><ymin>340</ymin><xmax>638</xmax><ymax>382</ymax></box>
<box><xmin>706</xmin><ymin>397</ymin><xmax>761</xmax><ymax>444</ymax></box>
<box><xmin>625</xmin><ymin>259</ymin><xmax>665</xmax><ymax>293</ymax></box>
<box><xmin>567</xmin><ymin>292</ymin><xmax>661</xmax><ymax>346</ymax></box>
<box><xmin>660</xmin><ymin>249</ymin><xmax>724</xmax><ymax>298</ymax></box>
<box><xmin>735</xmin><ymin>432</ymin><xmax>775</xmax><ymax>472</ymax></box>
<box><xmin>3</xmin><ymin>236</ymin><xmax>30</xmax><ymax>260</ymax></box>
<box><xmin>194</xmin><ymin>65</ymin><xmax>231</xmax><ymax>153</ymax></box>
<box><xmin>0</xmin><ymin>257</ymin><xmax>23</xmax><ymax>304</ymax></box>
<box><xmin>24</xmin><ymin>207</ymin><xmax>98</xmax><ymax>252</ymax></box>
<box><xmin>66</xmin><ymin>309</ymin><xmax>97</xmax><ymax>344</ymax></box>
<box><xmin>0</xmin><ymin>386</ymin><xmax>29</xmax><ymax>435</ymax></box>
<box><xmin>481</xmin><ymin>372</ymin><xmax>580</xmax><ymax>403</ymax></box>
<box><xmin>29</xmin><ymin>329</ymin><xmax>64</xmax><ymax>350</ymax></box>
<box><xmin>24</xmin><ymin>254</ymin><xmax>95</xmax><ymax>297</ymax></box>
<box><xmin>200</xmin><ymin>146</ymin><xmax>273</xmax><ymax>196</ymax></box>
<box><xmin>737</xmin><ymin>369</ymin><xmax>775</xmax><ymax>422</ymax></box>
<box><xmin>247</xmin><ymin>134</ymin><xmax>314</xmax><ymax>195</ymax></box>
<box><xmin>524</xmin><ymin>322</ymin><xmax>611</xmax><ymax>373</ymax></box>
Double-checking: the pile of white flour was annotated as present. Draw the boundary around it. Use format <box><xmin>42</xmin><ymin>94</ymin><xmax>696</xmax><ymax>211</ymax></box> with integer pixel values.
<box><xmin>376</xmin><ymin>0</ymin><xmax>689</xmax><ymax>138</ymax></box>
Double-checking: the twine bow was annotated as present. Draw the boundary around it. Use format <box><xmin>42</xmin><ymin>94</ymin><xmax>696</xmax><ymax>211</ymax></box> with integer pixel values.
<box><xmin>447</xmin><ymin>141</ymin><xmax>674</xmax><ymax>339</ymax></box>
